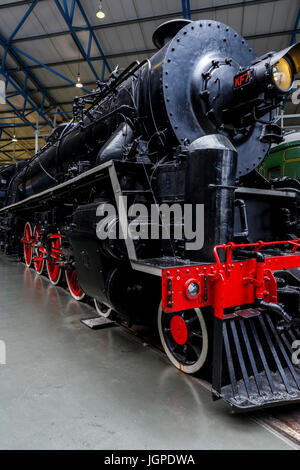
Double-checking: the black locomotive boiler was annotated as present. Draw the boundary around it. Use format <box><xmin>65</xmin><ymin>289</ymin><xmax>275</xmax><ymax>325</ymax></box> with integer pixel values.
<box><xmin>1</xmin><ymin>19</ymin><xmax>300</xmax><ymax>412</ymax></box>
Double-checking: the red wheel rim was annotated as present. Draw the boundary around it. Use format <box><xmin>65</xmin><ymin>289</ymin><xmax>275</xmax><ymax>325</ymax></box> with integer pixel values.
<box><xmin>65</xmin><ymin>269</ymin><xmax>85</xmax><ymax>301</ymax></box>
<box><xmin>23</xmin><ymin>222</ymin><xmax>32</xmax><ymax>267</ymax></box>
<box><xmin>46</xmin><ymin>235</ymin><xmax>62</xmax><ymax>285</ymax></box>
<box><xmin>33</xmin><ymin>225</ymin><xmax>44</xmax><ymax>274</ymax></box>
<box><xmin>170</xmin><ymin>315</ymin><xmax>188</xmax><ymax>345</ymax></box>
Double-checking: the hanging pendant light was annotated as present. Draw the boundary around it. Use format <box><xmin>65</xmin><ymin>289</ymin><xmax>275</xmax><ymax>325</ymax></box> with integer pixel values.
<box><xmin>12</xmin><ymin>118</ymin><xmax>18</xmax><ymax>142</ymax></box>
<box><xmin>75</xmin><ymin>74</ymin><xmax>83</xmax><ymax>88</ymax></box>
<box><xmin>96</xmin><ymin>1</ymin><xmax>106</xmax><ymax>19</ymax></box>
<box><xmin>75</xmin><ymin>59</ymin><xmax>83</xmax><ymax>88</ymax></box>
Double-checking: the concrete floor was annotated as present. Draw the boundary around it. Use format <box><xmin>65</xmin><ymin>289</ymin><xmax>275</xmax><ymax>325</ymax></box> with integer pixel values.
<box><xmin>0</xmin><ymin>253</ymin><xmax>295</xmax><ymax>450</ymax></box>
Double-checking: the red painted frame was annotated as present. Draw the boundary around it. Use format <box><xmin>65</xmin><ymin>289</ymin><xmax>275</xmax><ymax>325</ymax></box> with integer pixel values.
<box><xmin>161</xmin><ymin>239</ymin><xmax>300</xmax><ymax>319</ymax></box>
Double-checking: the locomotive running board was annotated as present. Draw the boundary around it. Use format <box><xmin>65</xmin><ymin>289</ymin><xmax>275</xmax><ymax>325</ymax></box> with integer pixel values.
<box><xmin>0</xmin><ymin>160</ymin><xmax>114</xmax><ymax>214</ymax></box>
<box><xmin>212</xmin><ymin>311</ymin><xmax>300</xmax><ymax>412</ymax></box>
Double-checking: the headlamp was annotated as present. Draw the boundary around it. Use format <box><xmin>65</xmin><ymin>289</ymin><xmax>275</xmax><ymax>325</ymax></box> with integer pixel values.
<box><xmin>272</xmin><ymin>57</ymin><xmax>294</xmax><ymax>92</ymax></box>
<box><xmin>233</xmin><ymin>42</ymin><xmax>300</xmax><ymax>96</ymax></box>
<box><xmin>185</xmin><ymin>280</ymin><xmax>200</xmax><ymax>299</ymax></box>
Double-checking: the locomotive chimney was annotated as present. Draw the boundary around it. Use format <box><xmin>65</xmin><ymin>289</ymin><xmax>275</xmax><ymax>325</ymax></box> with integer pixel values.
<box><xmin>152</xmin><ymin>19</ymin><xmax>192</xmax><ymax>49</ymax></box>
<box><xmin>185</xmin><ymin>134</ymin><xmax>237</xmax><ymax>262</ymax></box>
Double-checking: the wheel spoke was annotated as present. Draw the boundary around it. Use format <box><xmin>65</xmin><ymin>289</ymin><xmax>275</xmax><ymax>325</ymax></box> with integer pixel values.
<box><xmin>184</xmin><ymin>316</ymin><xmax>198</xmax><ymax>325</ymax></box>
<box><xmin>33</xmin><ymin>226</ymin><xmax>45</xmax><ymax>274</ymax></box>
<box><xmin>190</xmin><ymin>330</ymin><xmax>203</xmax><ymax>339</ymax></box>
<box><xmin>186</xmin><ymin>341</ymin><xmax>201</xmax><ymax>360</ymax></box>
<box><xmin>46</xmin><ymin>234</ymin><xmax>62</xmax><ymax>285</ymax></box>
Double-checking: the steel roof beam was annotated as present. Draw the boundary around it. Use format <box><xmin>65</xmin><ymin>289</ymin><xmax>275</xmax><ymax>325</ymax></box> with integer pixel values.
<box><xmin>0</xmin><ymin>148</ymin><xmax>35</xmax><ymax>152</ymax></box>
<box><xmin>6</xmin><ymin>48</ymin><xmax>152</xmax><ymax>73</ymax></box>
<box><xmin>182</xmin><ymin>0</ymin><xmax>191</xmax><ymax>20</ymax></box>
<box><xmin>54</xmin><ymin>0</ymin><xmax>111</xmax><ymax>82</ymax></box>
<box><xmin>0</xmin><ymin>122</ymin><xmax>51</xmax><ymax>128</ymax></box>
<box><xmin>0</xmin><ymin>128</ymin><xmax>35</xmax><ymax>160</ymax></box>
<box><xmin>2</xmin><ymin>72</ymin><xmax>53</xmax><ymax>129</ymax></box>
<box><xmin>7</xmin><ymin>0</ymin><xmax>38</xmax><ymax>43</ymax></box>
<box><xmin>291</xmin><ymin>8</ymin><xmax>300</xmax><ymax>46</ymax></box>
<box><xmin>0</xmin><ymin>149</ymin><xmax>14</xmax><ymax>160</ymax></box>
<box><xmin>5</xmin><ymin>24</ymin><xmax>300</xmax><ymax>80</ymax></box>
<box><xmin>0</xmin><ymin>1</ymin><xmax>65</xmax><ymax>128</ymax></box>
<box><xmin>0</xmin><ymin>147</ymin><xmax>35</xmax><ymax>152</ymax></box>
<box><xmin>0</xmin><ymin>0</ymin><xmax>47</xmax><ymax>9</ymax></box>
<box><xmin>0</xmin><ymin>136</ymin><xmax>41</xmax><ymax>141</ymax></box>
<box><xmin>282</xmin><ymin>7</ymin><xmax>300</xmax><ymax>110</ymax></box>
<box><xmin>9</xmin><ymin>0</ymin><xmax>283</xmax><ymax>44</ymax></box>
<box><xmin>4</xmin><ymin>42</ymin><xmax>91</xmax><ymax>94</ymax></box>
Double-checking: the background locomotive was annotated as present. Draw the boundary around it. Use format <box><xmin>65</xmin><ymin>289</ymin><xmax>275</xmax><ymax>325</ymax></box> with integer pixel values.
<box><xmin>262</xmin><ymin>131</ymin><xmax>300</xmax><ymax>179</ymax></box>
<box><xmin>1</xmin><ymin>19</ymin><xmax>300</xmax><ymax>412</ymax></box>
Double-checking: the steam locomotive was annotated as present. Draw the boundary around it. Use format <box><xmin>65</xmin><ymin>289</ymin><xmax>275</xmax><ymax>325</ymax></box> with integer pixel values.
<box><xmin>1</xmin><ymin>19</ymin><xmax>300</xmax><ymax>412</ymax></box>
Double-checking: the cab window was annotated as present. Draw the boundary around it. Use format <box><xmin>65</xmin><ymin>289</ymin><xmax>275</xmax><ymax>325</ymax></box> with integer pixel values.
<box><xmin>268</xmin><ymin>166</ymin><xmax>281</xmax><ymax>179</ymax></box>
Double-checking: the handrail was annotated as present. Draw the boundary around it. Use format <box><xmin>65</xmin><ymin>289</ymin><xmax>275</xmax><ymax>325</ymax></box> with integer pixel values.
<box><xmin>213</xmin><ymin>239</ymin><xmax>300</xmax><ymax>270</ymax></box>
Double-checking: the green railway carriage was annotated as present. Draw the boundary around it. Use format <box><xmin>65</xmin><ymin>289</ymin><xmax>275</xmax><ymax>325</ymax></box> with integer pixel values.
<box><xmin>262</xmin><ymin>132</ymin><xmax>300</xmax><ymax>179</ymax></box>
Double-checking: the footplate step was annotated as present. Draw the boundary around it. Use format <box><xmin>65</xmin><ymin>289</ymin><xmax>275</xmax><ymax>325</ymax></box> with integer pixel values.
<box><xmin>81</xmin><ymin>316</ymin><xmax>117</xmax><ymax>330</ymax></box>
